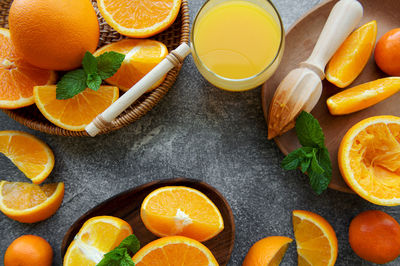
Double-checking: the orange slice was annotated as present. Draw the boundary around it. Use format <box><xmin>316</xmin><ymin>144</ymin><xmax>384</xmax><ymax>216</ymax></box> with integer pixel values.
<box><xmin>326</xmin><ymin>21</ymin><xmax>377</xmax><ymax>88</ymax></box>
<box><xmin>141</xmin><ymin>186</ymin><xmax>224</xmax><ymax>242</ymax></box>
<box><xmin>326</xmin><ymin>77</ymin><xmax>400</xmax><ymax>115</ymax></box>
<box><xmin>34</xmin><ymin>85</ymin><xmax>119</xmax><ymax>131</ymax></box>
<box><xmin>339</xmin><ymin>116</ymin><xmax>400</xmax><ymax>206</ymax></box>
<box><xmin>93</xmin><ymin>39</ymin><xmax>168</xmax><ymax>92</ymax></box>
<box><xmin>243</xmin><ymin>236</ymin><xmax>293</xmax><ymax>266</ymax></box>
<box><xmin>63</xmin><ymin>216</ymin><xmax>133</xmax><ymax>266</ymax></box>
<box><xmin>0</xmin><ymin>28</ymin><xmax>56</xmax><ymax>108</ymax></box>
<box><xmin>132</xmin><ymin>236</ymin><xmax>218</xmax><ymax>265</ymax></box>
<box><xmin>0</xmin><ymin>181</ymin><xmax>64</xmax><ymax>223</ymax></box>
<box><xmin>292</xmin><ymin>210</ymin><xmax>338</xmax><ymax>266</ymax></box>
<box><xmin>0</xmin><ymin>131</ymin><xmax>54</xmax><ymax>184</ymax></box>
<box><xmin>97</xmin><ymin>0</ymin><xmax>182</xmax><ymax>38</ymax></box>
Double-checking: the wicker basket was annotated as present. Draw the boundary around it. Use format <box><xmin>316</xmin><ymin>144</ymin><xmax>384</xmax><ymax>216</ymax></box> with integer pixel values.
<box><xmin>0</xmin><ymin>0</ymin><xmax>190</xmax><ymax>136</ymax></box>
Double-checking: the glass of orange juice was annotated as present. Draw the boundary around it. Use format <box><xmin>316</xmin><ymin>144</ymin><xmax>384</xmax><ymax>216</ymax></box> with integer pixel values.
<box><xmin>191</xmin><ymin>0</ymin><xmax>284</xmax><ymax>91</ymax></box>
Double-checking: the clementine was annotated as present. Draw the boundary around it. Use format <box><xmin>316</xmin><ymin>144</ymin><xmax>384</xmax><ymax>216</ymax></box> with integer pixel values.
<box><xmin>375</xmin><ymin>28</ymin><xmax>400</xmax><ymax>75</ymax></box>
<box><xmin>349</xmin><ymin>210</ymin><xmax>400</xmax><ymax>264</ymax></box>
<box><xmin>9</xmin><ymin>0</ymin><xmax>99</xmax><ymax>70</ymax></box>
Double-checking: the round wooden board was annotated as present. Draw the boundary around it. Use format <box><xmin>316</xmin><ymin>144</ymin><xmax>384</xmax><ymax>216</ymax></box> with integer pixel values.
<box><xmin>61</xmin><ymin>178</ymin><xmax>235</xmax><ymax>265</ymax></box>
<box><xmin>262</xmin><ymin>0</ymin><xmax>400</xmax><ymax>193</ymax></box>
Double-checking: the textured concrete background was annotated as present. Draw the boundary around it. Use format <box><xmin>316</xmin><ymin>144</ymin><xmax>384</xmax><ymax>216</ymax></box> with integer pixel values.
<box><xmin>1</xmin><ymin>0</ymin><xmax>399</xmax><ymax>265</ymax></box>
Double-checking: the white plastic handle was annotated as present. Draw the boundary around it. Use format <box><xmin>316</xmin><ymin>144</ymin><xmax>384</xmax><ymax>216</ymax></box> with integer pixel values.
<box><xmin>301</xmin><ymin>0</ymin><xmax>363</xmax><ymax>79</ymax></box>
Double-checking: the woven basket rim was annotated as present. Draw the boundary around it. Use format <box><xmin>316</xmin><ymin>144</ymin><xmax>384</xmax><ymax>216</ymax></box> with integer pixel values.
<box><xmin>1</xmin><ymin>0</ymin><xmax>190</xmax><ymax>137</ymax></box>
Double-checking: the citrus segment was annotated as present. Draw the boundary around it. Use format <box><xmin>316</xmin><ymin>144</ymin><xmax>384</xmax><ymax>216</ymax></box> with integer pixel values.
<box><xmin>326</xmin><ymin>21</ymin><xmax>377</xmax><ymax>88</ymax></box>
<box><xmin>34</xmin><ymin>85</ymin><xmax>119</xmax><ymax>131</ymax></box>
<box><xmin>0</xmin><ymin>28</ymin><xmax>55</xmax><ymax>108</ymax></box>
<box><xmin>0</xmin><ymin>131</ymin><xmax>54</xmax><ymax>184</ymax></box>
<box><xmin>243</xmin><ymin>236</ymin><xmax>293</xmax><ymax>266</ymax></box>
<box><xmin>327</xmin><ymin>77</ymin><xmax>400</xmax><ymax>115</ymax></box>
<box><xmin>339</xmin><ymin>116</ymin><xmax>400</xmax><ymax>205</ymax></box>
<box><xmin>132</xmin><ymin>236</ymin><xmax>218</xmax><ymax>265</ymax></box>
<box><xmin>0</xmin><ymin>181</ymin><xmax>64</xmax><ymax>223</ymax></box>
<box><xmin>141</xmin><ymin>186</ymin><xmax>224</xmax><ymax>242</ymax></box>
<box><xmin>93</xmin><ymin>39</ymin><xmax>168</xmax><ymax>91</ymax></box>
<box><xmin>97</xmin><ymin>0</ymin><xmax>182</xmax><ymax>38</ymax></box>
<box><xmin>63</xmin><ymin>216</ymin><xmax>133</xmax><ymax>266</ymax></box>
<box><xmin>292</xmin><ymin>210</ymin><xmax>338</xmax><ymax>266</ymax></box>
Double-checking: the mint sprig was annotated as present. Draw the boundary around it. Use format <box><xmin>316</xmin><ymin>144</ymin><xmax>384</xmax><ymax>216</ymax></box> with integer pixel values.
<box><xmin>56</xmin><ymin>51</ymin><xmax>125</xmax><ymax>100</ymax></box>
<box><xmin>281</xmin><ymin>111</ymin><xmax>332</xmax><ymax>194</ymax></box>
<box><xmin>96</xmin><ymin>234</ymin><xmax>140</xmax><ymax>266</ymax></box>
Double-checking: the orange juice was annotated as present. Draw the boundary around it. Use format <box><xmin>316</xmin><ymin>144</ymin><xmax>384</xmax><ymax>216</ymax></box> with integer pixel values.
<box><xmin>191</xmin><ymin>0</ymin><xmax>284</xmax><ymax>91</ymax></box>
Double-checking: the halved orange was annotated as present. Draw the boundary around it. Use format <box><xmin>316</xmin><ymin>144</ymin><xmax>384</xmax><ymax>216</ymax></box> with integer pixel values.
<box><xmin>141</xmin><ymin>186</ymin><xmax>224</xmax><ymax>242</ymax></box>
<box><xmin>93</xmin><ymin>39</ymin><xmax>168</xmax><ymax>92</ymax></box>
<box><xmin>0</xmin><ymin>131</ymin><xmax>54</xmax><ymax>184</ymax></box>
<box><xmin>243</xmin><ymin>236</ymin><xmax>293</xmax><ymax>266</ymax></box>
<box><xmin>293</xmin><ymin>210</ymin><xmax>338</xmax><ymax>266</ymax></box>
<box><xmin>0</xmin><ymin>181</ymin><xmax>64</xmax><ymax>223</ymax></box>
<box><xmin>34</xmin><ymin>85</ymin><xmax>119</xmax><ymax>131</ymax></box>
<box><xmin>132</xmin><ymin>236</ymin><xmax>218</xmax><ymax>265</ymax></box>
<box><xmin>327</xmin><ymin>77</ymin><xmax>400</xmax><ymax>115</ymax></box>
<box><xmin>97</xmin><ymin>0</ymin><xmax>182</xmax><ymax>38</ymax></box>
<box><xmin>326</xmin><ymin>21</ymin><xmax>377</xmax><ymax>88</ymax></box>
<box><xmin>0</xmin><ymin>28</ymin><xmax>56</xmax><ymax>109</ymax></box>
<box><xmin>339</xmin><ymin>116</ymin><xmax>400</xmax><ymax>206</ymax></box>
<box><xmin>63</xmin><ymin>216</ymin><xmax>133</xmax><ymax>266</ymax></box>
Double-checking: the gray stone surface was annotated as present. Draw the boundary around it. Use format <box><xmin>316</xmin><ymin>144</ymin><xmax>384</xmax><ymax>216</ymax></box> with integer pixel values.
<box><xmin>0</xmin><ymin>0</ymin><xmax>399</xmax><ymax>265</ymax></box>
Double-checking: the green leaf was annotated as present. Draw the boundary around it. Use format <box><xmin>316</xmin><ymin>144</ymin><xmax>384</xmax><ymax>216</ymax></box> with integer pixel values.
<box><xmin>308</xmin><ymin>170</ymin><xmax>330</xmax><ymax>195</ymax></box>
<box><xmin>96</xmin><ymin>234</ymin><xmax>139</xmax><ymax>266</ymax></box>
<box><xmin>56</xmin><ymin>69</ymin><xmax>87</xmax><ymax>100</ymax></box>
<box><xmin>97</xmin><ymin>52</ymin><xmax>125</xmax><ymax>80</ymax></box>
<box><xmin>300</xmin><ymin>158</ymin><xmax>311</xmax><ymax>173</ymax></box>
<box><xmin>295</xmin><ymin>111</ymin><xmax>325</xmax><ymax>148</ymax></box>
<box><xmin>308</xmin><ymin>148</ymin><xmax>332</xmax><ymax>194</ymax></box>
<box><xmin>317</xmin><ymin>147</ymin><xmax>333</xmax><ymax>179</ymax></box>
<box><xmin>87</xmin><ymin>73</ymin><xmax>102</xmax><ymax>91</ymax></box>
<box><xmin>310</xmin><ymin>149</ymin><xmax>325</xmax><ymax>175</ymax></box>
<box><xmin>82</xmin><ymin>51</ymin><xmax>98</xmax><ymax>75</ymax></box>
<box><xmin>117</xmin><ymin>234</ymin><xmax>140</xmax><ymax>256</ymax></box>
<box><xmin>282</xmin><ymin>147</ymin><xmax>313</xmax><ymax>171</ymax></box>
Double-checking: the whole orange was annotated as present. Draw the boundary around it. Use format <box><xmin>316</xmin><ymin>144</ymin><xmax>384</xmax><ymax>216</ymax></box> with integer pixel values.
<box><xmin>374</xmin><ymin>28</ymin><xmax>400</xmax><ymax>75</ymax></box>
<box><xmin>9</xmin><ymin>0</ymin><xmax>99</xmax><ymax>71</ymax></box>
<box><xmin>349</xmin><ymin>210</ymin><xmax>400</xmax><ymax>264</ymax></box>
<box><xmin>4</xmin><ymin>235</ymin><xmax>53</xmax><ymax>266</ymax></box>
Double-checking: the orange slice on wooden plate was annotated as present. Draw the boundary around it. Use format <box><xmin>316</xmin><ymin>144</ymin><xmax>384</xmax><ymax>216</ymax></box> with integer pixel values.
<box><xmin>0</xmin><ymin>131</ymin><xmax>54</xmax><ymax>184</ymax></box>
<box><xmin>0</xmin><ymin>28</ymin><xmax>56</xmax><ymax>109</ymax></box>
<box><xmin>0</xmin><ymin>181</ymin><xmax>64</xmax><ymax>223</ymax></box>
<box><xmin>293</xmin><ymin>210</ymin><xmax>338</xmax><ymax>266</ymax></box>
<box><xmin>326</xmin><ymin>21</ymin><xmax>377</xmax><ymax>88</ymax></box>
<box><xmin>97</xmin><ymin>0</ymin><xmax>182</xmax><ymax>38</ymax></box>
<box><xmin>141</xmin><ymin>186</ymin><xmax>224</xmax><ymax>242</ymax></box>
<box><xmin>34</xmin><ymin>85</ymin><xmax>119</xmax><ymax>131</ymax></box>
<box><xmin>339</xmin><ymin>116</ymin><xmax>400</xmax><ymax>206</ymax></box>
<box><xmin>63</xmin><ymin>216</ymin><xmax>133</xmax><ymax>266</ymax></box>
<box><xmin>132</xmin><ymin>236</ymin><xmax>218</xmax><ymax>265</ymax></box>
<box><xmin>93</xmin><ymin>39</ymin><xmax>168</xmax><ymax>92</ymax></box>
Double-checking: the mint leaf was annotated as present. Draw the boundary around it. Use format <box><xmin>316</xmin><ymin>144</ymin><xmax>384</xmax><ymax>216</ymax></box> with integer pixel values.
<box><xmin>56</xmin><ymin>69</ymin><xmax>87</xmax><ymax>100</ymax></box>
<box><xmin>310</xmin><ymin>149</ymin><xmax>324</xmax><ymax>174</ymax></box>
<box><xmin>282</xmin><ymin>147</ymin><xmax>313</xmax><ymax>170</ymax></box>
<box><xmin>87</xmin><ymin>73</ymin><xmax>102</xmax><ymax>91</ymax></box>
<box><xmin>83</xmin><ymin>51</ymin><xmax>98</xmax><ymax>75</ymax></box>
<box><xmin>96</xmin><ymin>234</ymin><xmax>139</xmax><ymax>266</ymax></box>
<box><xmin>117</xmin><ymin>234</ymin><xmax>140</xmax><ymax>255</ymax></box>
<box><xmin>97</xmin><ymin>52</ymin><xmax>125</xmax><ymax>80</ymax></box>
<box><xmin>296</xmin><ymin>111</ymin><xmax>325</xmax><ymax>148</ymax></box>
<box><xmin>317</xmin><ymin>147</ymin><xmax>332</xmax><ymax>180</ymax></box>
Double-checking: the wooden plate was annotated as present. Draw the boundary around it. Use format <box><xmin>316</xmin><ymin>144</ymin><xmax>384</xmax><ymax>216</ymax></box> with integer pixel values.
<box><xmin>61</xmin><ymin>178</ymin><xmax>235</xmax><ymax>265</ymax></box>
<box><xmin>262</xmin><ymin>0</ymin><xmax>400</xmax><ymax>192</ymax></box>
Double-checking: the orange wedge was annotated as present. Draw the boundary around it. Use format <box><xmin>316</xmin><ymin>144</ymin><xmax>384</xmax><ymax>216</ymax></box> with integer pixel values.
<box><xmin>141</xmin><ymin>186</ymin><xmax>224</xmax><ymax>242</ymax></box>
<box><xmin>327</xmin><ymin>77</ymin><xmax>400</xmax><ymax>115</ymax></box>
<box><xmin>243</xmin><ymin>236</ymin><xmax>293</xmax><ymax>266</ymax></box>
<box><xmin>63</xmin><ymin>216</ymin><xmax>133</xmax><ymax>266</ymax></box>
<box><xmin>132</xmin><ymin>236</ymin><xmax>218</xmax><ymax>265</ymax></box>
<box><xmin>339</xmin><ymin>116</ymin><xmax>400</xmax><ymax>206</ymax></box>
<box><xmin>0</xmin><ymin>28</ymin><xmax>56</xmax><ymax>109</ymax></box>
<box><xmin>0</xmin><ymin>131</ymin><xmax>54</xmax><ymax>184</ymax></box>
<box><xmin>34</xmin><ymin>85</ymin><xmax>119</xmax><ymax>131</ymax></box>
<box><xmin>97</xmin><ymin>0</ymin><xmax>182</xmax><ymax>38</ymax></box>
<box><xmin>326</xmin><ymin>21</ymin><xmax>377</xmax><ymax>88</ymax></box>
<box><xmin>0</xmin><ymin>181</ymin><xmax>64</xmax><ymax>223</ymax></box>
<box><xmin>93</xmin><ymin>39</ymin><xmax>168</xmax><ymax>92</ymax></box>
<box><xmin>293</xmin><ymin>210</ymin><xmax>338</xmax><ymax>266</ymax></box>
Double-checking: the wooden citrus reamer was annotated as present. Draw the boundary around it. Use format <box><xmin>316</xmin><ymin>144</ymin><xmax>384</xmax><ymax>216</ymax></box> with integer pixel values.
<box><xmin>267</xmin><ymin>0</ymin><xmax>363</xmax><ymax>139</ymax></box>
<box><xmin>86</xmin><ymin>43</ymin><xmax>191</xmax><ymax>137</ymax></box>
